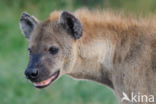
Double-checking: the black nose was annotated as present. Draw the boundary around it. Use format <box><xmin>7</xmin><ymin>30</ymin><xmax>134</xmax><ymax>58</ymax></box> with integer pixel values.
<box><xmin>25</xmin><ymin>68</ymin><xmax>39</xmax><ymax>79</ymax></box>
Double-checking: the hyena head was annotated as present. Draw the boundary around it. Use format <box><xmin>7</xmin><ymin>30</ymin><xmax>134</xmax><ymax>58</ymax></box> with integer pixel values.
<box><xmin>19</xmin><ymin>11</ymin><xmax>82</xmax><ymax>88</ymax></box>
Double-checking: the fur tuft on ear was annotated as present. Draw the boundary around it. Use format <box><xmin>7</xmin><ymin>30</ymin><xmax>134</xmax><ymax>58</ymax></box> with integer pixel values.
<box><xmin>59</xmin><ymin>11</ymin><xmax>83</xmax><ymax>40</ymax></box>
<box><xmin>19</xmin><ymin>12</ymin><xmax>39</xmax><ymax>39</ymax></box>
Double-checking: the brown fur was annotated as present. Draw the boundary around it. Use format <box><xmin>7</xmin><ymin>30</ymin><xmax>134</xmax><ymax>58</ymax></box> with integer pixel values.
<box><xmin>20</xmin><ymin>9</ymin><xmax>156</xmax><ymax>104</ymax></box>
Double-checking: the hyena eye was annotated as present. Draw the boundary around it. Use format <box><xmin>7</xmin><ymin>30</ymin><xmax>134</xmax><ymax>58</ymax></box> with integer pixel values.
<box><xmin>48</xmin><ymin>46</ymin><xmax>59</xmax><ymax>55</ymax></box>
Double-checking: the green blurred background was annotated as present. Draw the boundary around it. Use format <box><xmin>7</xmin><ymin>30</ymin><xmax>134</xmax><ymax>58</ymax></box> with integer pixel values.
<box><xmin>0</xmin><ymin>0</ymin><xmax>156</xmax><ymax>104</ymax></box>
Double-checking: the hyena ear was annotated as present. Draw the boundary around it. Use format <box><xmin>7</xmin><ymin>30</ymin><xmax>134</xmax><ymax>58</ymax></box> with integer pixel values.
<box><xmin>19</xmin><ymin>12</ymin><xmax>39</xmax><ymax>39</ymax></box>
<box><xmin>59</xmin><ymin>11</ymin><xmax>83</xmax><ymax>40</ymax></box>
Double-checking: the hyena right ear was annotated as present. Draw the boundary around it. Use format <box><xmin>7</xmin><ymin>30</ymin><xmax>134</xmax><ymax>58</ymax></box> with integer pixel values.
<box><xmin>19</xmin><ymin>12</ymin><xmax>39</xmax><ymax>39</ymax></box>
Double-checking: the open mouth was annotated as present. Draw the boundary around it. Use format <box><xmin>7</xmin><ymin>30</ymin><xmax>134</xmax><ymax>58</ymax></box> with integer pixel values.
<box><xmin>33</xmin><ymin>71</ymin><xmax>60</xmax><ymax>88</ymax></box>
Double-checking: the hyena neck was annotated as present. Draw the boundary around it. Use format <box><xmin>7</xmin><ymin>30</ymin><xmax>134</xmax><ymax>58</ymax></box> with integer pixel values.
<box><xmin>68</xmin><ymin>36</ymin><xmax>115</xmax><ymax>88</ymax></box>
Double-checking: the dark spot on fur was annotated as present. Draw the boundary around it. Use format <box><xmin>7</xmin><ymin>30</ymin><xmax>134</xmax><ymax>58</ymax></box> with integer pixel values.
<box><xmin>124</xmin><ymin>36</ymin><xmax>143</xmax><ymax>63</ymax></box>
<box><xmin>122</xmin><ymin>73</ymin><xmax>125</xmax><ymax>79</ymax></box>
<box><xmin>113</xmin><ymin>52</ymin><xmax>116</xmax><ymax>64</ymax></box>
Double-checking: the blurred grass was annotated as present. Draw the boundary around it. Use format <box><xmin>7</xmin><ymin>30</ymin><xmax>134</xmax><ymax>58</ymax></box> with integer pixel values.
<box><xmin>1</xmin><ymin>0</ymin><xmax>156</xmax><ymax>104</ymax></box>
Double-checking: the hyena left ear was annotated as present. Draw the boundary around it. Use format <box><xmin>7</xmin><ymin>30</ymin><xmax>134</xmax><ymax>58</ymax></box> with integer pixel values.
<box><xmin>19</xmin><ymin>12</ymin><xmax>39</xmax><ymax>39</ymax></box>
<box><xmin>59</xmin><ymin>11</ymin><xmax>83</xmax><ymax>40</ymax></box>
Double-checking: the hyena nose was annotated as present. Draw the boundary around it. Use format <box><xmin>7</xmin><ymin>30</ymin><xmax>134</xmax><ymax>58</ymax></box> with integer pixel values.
<box><xmin>25</xmin><ymin>68</ymin><xmax>39</xmax><ymax>80</ymax></box>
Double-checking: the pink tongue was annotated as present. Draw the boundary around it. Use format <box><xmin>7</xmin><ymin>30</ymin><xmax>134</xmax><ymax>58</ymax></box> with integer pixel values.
<box><xmin>33</xmin><ymin>74</ymin><xmax>56</xmax><ymax>86</ymax></box>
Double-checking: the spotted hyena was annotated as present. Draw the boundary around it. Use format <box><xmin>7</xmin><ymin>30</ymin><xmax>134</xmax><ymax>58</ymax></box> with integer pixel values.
<box><xmin>19</xmin><ymin>9</ymin><xmax>156</xmax><ymax>104</ymax></box>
